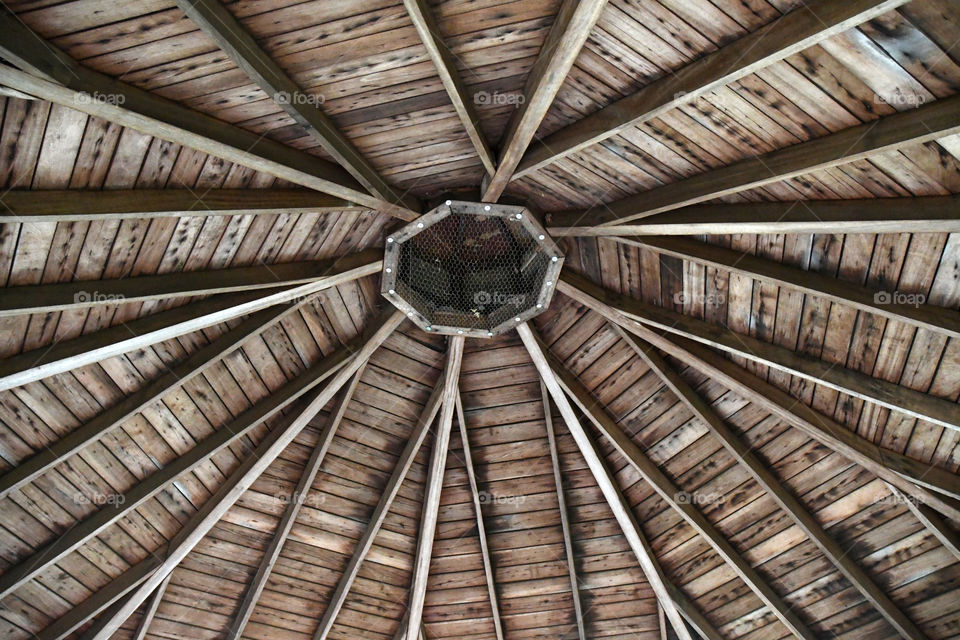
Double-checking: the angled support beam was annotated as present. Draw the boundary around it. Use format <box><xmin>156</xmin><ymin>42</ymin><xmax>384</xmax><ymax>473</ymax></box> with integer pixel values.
<box><xmin>559</xmin><ymin>272</ymin><xmax>960</xmax><ymax>432</ymax></box>
<box><xmin>0</xmin><ymin>251</ymin><xmax>381</xmax><ymax>390</ymax></box>
<box><xmin>539</xmin><ymin>382</ymin><xmax>586</xmax><ymax>640</ymax></box>
<box><xmin>455</xmin><ymin>394</ymin><xmax>505</xmax><ymax>640</ymax></box>
<box><xmin>0</xmin><ymin>9</ymin><xmax>416</xmax><ymax>220</ymax></box>
<box><xmin>620</xmin><ymin>326</ymin><xmax>929</xmax><ymax>640</ymax></box>
<box><xmin>0</xmin><ymin>311</ymin><xmax>403</xmax><ymax>602</ymax></box>
<box><xmin>886</xmin><ymin>483</ymin><xmax>960</xmax><ymax>563</ymax></box>
<box><xmin>402</xmin><ymin>0</ymin><xmax>496</xmax><ymax>177</ymax></box>
<box><xmin>0</xmin><ymin>249</ymin><xmax>383</xmax><ymax>317</ymax></box>
<box><xmin>611</xmin><ymin>236</ymin><xmax>960</xmax><ymax>340</ymax></box>
<box><xmin>131</xmin><ymin>574</ymin><xmax>172</xmax><ymax>640</ymax></box>
<box><xmin>0</xmin><ymin>301</ymin><xmax>298</xmax><ymax>500</ymax></box>
<box><xmin>547</xmin><ymin>197</ymin><xmax>960</xmax><ymax>237</ymax></box>
<box><xmin>0</xmin><ymin>189</ymin><xmax>362</xmax><ymax>222</ymax></box>
<box><xmin>312</xmin><ymin>370</ymin><xmax>449</xmax><ymax>640</ymax></box>
<box><xmin>522</xmin><ymin>323</ymin><xmax>817</xmax><ymax>640</ymax></box>
<box><xmin>174</xmin><ymin>0</ymin><xmax>418</xmax><ymax>213</ymax></box>
<box><xmin>557</xmin><ymin>276</ymin><xmax>960</xmax><ymax>520</ymax></box>
<box><xmin>520</xmin><ymin>324</ymin><xmax>720</xmax><ymax>640</ymax></box>
<box><xmin>227</xmin><ymin>365</ymin><xmax>366</xmax><ymax>640</ymax></box>
<box><xmin>549</xmin><ymin>92</ymin><xmax>960</xmax><ymax>227</ymax></box>
<box><xmin>481</xmin><ymin>0</ymin><xmax>608</xmax><ymax>202</ymax></box>
<box><xmin>77</xmin><ymin>311</ymin><xmax>403</xmax><ymax>640</ymax></box>
<box><xmin>515</xmin><ymin>0</ymin><xmax>910</xmax><ymax>179</ymax></box>
<box><xmin>406</xmin><ymin>336</ymin><xmax>465</xmax><ymax>640</ymax></box>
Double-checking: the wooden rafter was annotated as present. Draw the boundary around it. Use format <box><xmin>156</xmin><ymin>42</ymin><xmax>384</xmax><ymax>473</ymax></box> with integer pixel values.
<box><xmin>885</xmin><ymin>483</ymin><xmax>960</xmax><ymax>563</ymax></box>
<box><xmin>227</xmin><ymin>365</ymin><xmax>366</xmax><ymax>640</ymax></box>
<box><xmin>560</xmin><ymin>272</ymin><xmax>960</xmax><ymax>432</ymax></box>
<box><xmin>402</xmin><ymin>0</ymin><xmax>497</xmax><ymax>177</ymax></box>
<box><xmin>520</xmin><ymin>324</ymin><xmax>719</xmax><ymax>640</ymax></box>
<box><xmin>130</xmin><ymin>574</ymin><xmax>172</xmax><ymax>640</ymax></box>
<box><xmin>406</xmin><ymin>336</ymin><xmax>465</xmax><ymax>640</ymax></box>
<box><xmin>557</xmin><ymin>277</ymin><xmax>960</xmax><ymax>520</ymax></box>
<box><xmin>312</xmin><ymin>370</ymin><xmax>449</xmax><ymax>640</ymax></box>
<box><xmin>481</xmin><ymin>0</ymin><xmax>608</xmax><ymax>202</ymax></box>
<box><xmin>0</xmin><ymin>311</ymin><xmax>402</xmax><ymax>601</ymax></box>
<box><xmin>174</xmin><ymin>0</ymin><xmax>418</xmax><ymax>212</ymax></box>
<box><xmin>0</xmin><ymin>249</ymin><xmax>383</xmax><ymax>317</ymax></box>
<box><xmin>513</xmin><ymin>0</ymin><xmax>910</xmax><ymax>179</ymax></box>
<box><xmin>0</xmin><ymin>253</ymin><xmax>380</xmax><ymax>390</ymax></box>
<box><xmin>0</xmin><ymin>9</ymin><xmax>417</xmax><ymax>220</ymax></box>
<box><xmin>0</xmin><ymin>189</ymin><xmax>362</xmax><ymax>222</ymax></box>
<box><xmin>77</xmin><ymin>311</ymin><xmax>403</xmax><ymax>640</ymax></box>
<box><xmin>549</xmin><ymin>93</ymin><xmax>960</xmax><ymax>227</ymax></box>
<box><xmin>455</xmin><ymin>393</ymin><xmax>505</xmax><ymax>640</ymax></box>
<box><xmin>0</xmin><ymin>302</ymin><xmax>298</xmax><ymax>499</ymax></box>
<box><xmin>612</xmin><ymin>236</ymin><xmax>960</xmax><ymax>339</ymax></box>
<box><xmin>547</xmin><ymin>196</ymin><xmax>960</xmax><ymax>236</ymax></box>
<box><xmin>620</xmin><ymin>326</ymin><xmax>929</xmax><ymax>640</ymax></box>
<box><xmin>539</xmin><ymin>382</ymin><xmax>586</xmax><ymax>640</ymax></box>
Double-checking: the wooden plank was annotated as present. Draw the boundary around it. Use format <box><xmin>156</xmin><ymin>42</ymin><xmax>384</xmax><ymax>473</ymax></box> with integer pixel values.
<box><xmin>0</xmin><ymin>9</ymin><xmax>417</xmax><ymax>220</ymax></box>
<box><xmin>0</xmin><ymin>189</ymin><xmax>363</xmax><ymax>222</ymax></box>
<box><xmin>557</xmin><ymin>274</ymin><xmax>960</xmax><ymax>520</ymax></box>
<box><xmin>886</xmin><ymin>483</ymin><xmax>960</xmax><ymax>563</ymax></box>
<box><xmin>550</xmin><ymin>93</ymin><xmax>960</xmax><ymax>226</ymax></box>
<box><xmin>228</xmin><ymin>366</ymin><xmax>366</xmax><ymax>640</ymax></box>
<box><xmin>618</xmin><ymin>235</ymin><xmax>960</xmax><ymax>340</ymax></box>
<box><xmin>312</xmin><ymin>370</ymin><xmax>448</xmax><ymax>640</ymax></box>
<box><xmin>621</xmin><ymin>326</ymin><xmax>929</xmax><ymax>640</ymax></box>
<box><xmin>481</xmin><ymin>0</ymin><xmax>608</xmax><ymax>202</ymax></box>
<box><xmin>406</xmin><ymin>336</ymin><xmax>464</xmax><ymax>640</ymax></box>
<box><xmin>131</xmin><ymin>574</ymin><xmax>172</xmax><ymax>640</ymax></box>
<box><xmin>0</xmin><ymin>252</ymin><xmax>381</xmax><ymax>390</ymax></box>
<box><xmin>547</xmin><ymin>196</ymin><xmax>960</xmax><ymax>236</ymax></box>
<box><xmin>174</xmin><ymin>0</ymin><xmax>418</xmax><ymax>213</ymax></box>
<box><xmin>518</xmin><ymin>323</ymin><xmax>718</xmax><ymax>640</ymax></box>
<box><xmin>455</xmin><ymin>393</ymin><xmax>505</xmax><ymax>640</ymax></box>
<box><xmin>402</xmin><ymin>0</ymin><xmax>496</xmax><ymax>176</ymax></box>
<box><xmin>80</xmin><ymin>310</ymin><xmax>404</xmax><ymax>640</ymax></box>
<box><xmin>514</xmin><ymin>0</ymin><xmax>911</xmax><ymax>179</ymax></box>
<box><xmin>0</xmin><ymin>302</ymin><xmax>298</xmax><ymax>500</ymax></box>
<box><xmin>539</xmin><ymin>382</ymin><xmax>586</xmax><ymax>640</ymax></box>
<box><xmin>0</xmin><ymin>249</ymin><xmax>383</xmax><ymax>316</ymax></box>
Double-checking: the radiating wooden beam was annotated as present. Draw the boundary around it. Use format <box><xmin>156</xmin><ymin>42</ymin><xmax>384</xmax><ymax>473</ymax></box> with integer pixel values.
<box><xmin>228</xmin><ymin>365</ymin><xmax>365</xmax><ymax>640</ymax></box>
<box><xmin>621</xmin><ymin>326</ymin><xmax>929</xmax><ymax>640</ymax></box>
<box><xmin>0</xmin><ymin>249</ymin><xmax>382</xmax><ymax>317</ymax></box>
<box><xmin>0</xmin><ymin>9</ymin><xmax>416</xmax><ymax>220</ymax></box>
<box><xmin>174</xmin><ymin>0</ymin><xmax>418</xmax><ymax>213</ymax></box>
<box><xmin>520</xmin><ymin>323</ymin><xmax>719</xmax><ymax>640</ymax></box>
<box><xmin>514</xmin><ymin>0</ymin><xmax>910</xmax><ymax>179</ymax></box>
<box><xmin>615</xmin><ymin>236</ymin><xmax>960</xmax><ymax>340</ymax></box>
<box><xmin>481</xmin><ymin>0</ymin><xmax>608</xmax><ymax>202</ymax></box>
<box><xmin>557</xmin><ymin>276</ymin><xmax>960</xmax><ymax>520</ymax></box>
<box><xmin>0</xmin><ymin>302</ymin><xmax>297</xmax><ymax>500</ymax></box>
<box><xmin>81</xmin><ymin>312</ymin><xmax>403</xmax><ymax>640</ymax></box>
<box><xmin>0</xmin><ymin>311</ymin><xmax>402</xmax><ymax>601</ymax></box>
<box><xmin>547</xmin><ymin>197</ymin><xmax>960</xmax><ymax>236</ymax></box>
<box><xmin>312</xmin><ymin>370</ymin><xmax>448</xmax><ymax>640</ymax></box>
<box><xmin>131</xmin><ymin>574</ymin><xmax>172</xmax><ymax>640</ymax></box>
<box><xmin>0</xmin><ymin>189</ymin><xmax>362</xmax><ymax>222</ymax></box>
<box><xmin>549</xmin><ymin>93</ymin><xmax>960</xmax><ymax>227</ymax></box>
<box><xmin>406</xmin><ymin>336</ymin><xmax>465</xmax><ymax>640</ymax></box>
<box><xmin>886</xmin><ymin>483</ymin><xmax>960</xmax><ymax>563</ymax></box>
<box><xmin>402</xmin><ymin>0</ymin><xmax>496</xmax><ymax>177</ymax></box>
<box><xmin>539</xmin><ymin>382</ymin><xmax>586</xmax><ymax>640</ymax></box>
<box><xmin>455</xmin><ymin>393</ymin><xmax>505</xmax><ymax>640</ymax></box>
<box><xmin>0</xmin><ymin>252</ymin><xmax>381</xmax><ymax>390</ymax></box>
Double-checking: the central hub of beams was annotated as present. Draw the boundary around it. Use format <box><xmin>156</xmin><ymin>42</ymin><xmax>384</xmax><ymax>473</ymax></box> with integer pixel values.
<box><xmin>381</xmin><ymin>200</ymin><xmax>564</xmax><ymax>337</ymax></box>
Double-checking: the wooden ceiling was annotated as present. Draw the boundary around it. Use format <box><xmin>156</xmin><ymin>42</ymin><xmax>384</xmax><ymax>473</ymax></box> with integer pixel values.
<box><xmin>0</xmin><ymin>1</ymin><xmax>959</xmax><ymax>640</ymax></box>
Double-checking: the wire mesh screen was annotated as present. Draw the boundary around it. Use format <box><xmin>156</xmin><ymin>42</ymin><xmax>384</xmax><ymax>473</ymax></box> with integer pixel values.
<box><xmin>382</xmin><ymin>201</ymin><xmax>563</xmax><ymax>337</ymax></box>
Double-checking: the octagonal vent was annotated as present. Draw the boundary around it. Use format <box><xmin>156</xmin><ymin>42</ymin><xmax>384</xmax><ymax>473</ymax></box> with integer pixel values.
<box><xmin>382</xmin><ymin>201</ymin><xmax>564</xmax><ymax>337</ymax></box>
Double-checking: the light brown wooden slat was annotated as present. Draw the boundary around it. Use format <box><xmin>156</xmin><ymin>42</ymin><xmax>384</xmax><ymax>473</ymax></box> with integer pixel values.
<box><xmin>550</xmin><ymin>93</ymin><xmax>960</xmax><ymax>226</ymax></box>
<box><xmin>514</xmin><ymin>0</ymin><xmax>911</xmax><ymax>179</ymax></box>
<box><xmin>131</xmin><ymin>574</ymin><xmax>172</xmax><ymax>640</ymax></box>
<box><xmin>547</xmin><ymin>196</ymin><xmax>960</xmax><ymax>236</ymax></box>
<box><xmin>481</xmin><ymin>0</ymin><xmax>608</xmax><ymax>202</ymax></box>
<box><xmin>406</xmin><ymin>335</ymin><xmax>464</xmax><ymax>640</ymax></box>
<box><xmin>886</xmin><ymin>483</ymin><xmax>960</xmax><ymax>563</ymax></box>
